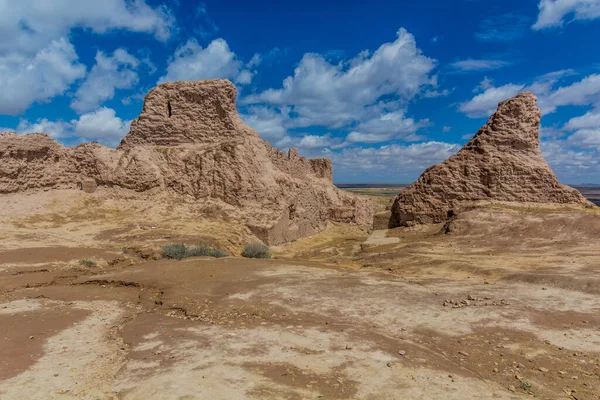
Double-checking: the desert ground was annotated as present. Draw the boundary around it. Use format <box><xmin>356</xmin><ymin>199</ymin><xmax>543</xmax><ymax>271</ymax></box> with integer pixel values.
<box><xmin>1</xmin><ymin>188</ymin><xmax>599</xmax><ymax>400</ymax></box>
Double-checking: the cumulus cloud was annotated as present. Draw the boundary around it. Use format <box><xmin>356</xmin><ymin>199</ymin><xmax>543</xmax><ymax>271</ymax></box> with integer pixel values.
<box><xmin>564</xmin><ymin>108</ymin><xmax>600</xmax><ymax>130</ymax></box>
<box><xmin>241</xmin><ymin>28</ymin><xmax>437</xmax><ymax>150</ymax></box>
<box><xmin>533</xmin><ymin>0</ymin><xmax>600</xmax><ymax>30</ymax></box>
<box><xmin>459</xmin><ymin>73</ymin><xmax>600</xmax><ymax>118</ymax></box>
<box><xmin>240</xmin><ymin>106</ymin><xmax>289</xmax><ymax>144</ymax></box>
<box><xmin>541</xmin><ymin>139</ymin><xmax>600</xmax><ymax>182</ymax></box>
<box><xmin>3</xmin><ymin>107</ymin><xmax>131</xmax><ymax>147</ymax></box>
<box><xmin>71</xmin><ymin>49</ymin><xmax>140</xmax><ymax>113</ymax></box>
<box><xmin>244</xmin><ymin>28</ymin><xmax>437</xmax><ymax>131</ymax></box>
<box><xmin>459</xmin><ymin>83</ymin><xmax>525</xmax><ymax>118</ymax></box>
<box><xmin>297</xmin><ymin>134</ymin><xmax>336</xmax><ymax>149</ymax></box>
<box><xmin>0</xmin><ymin>0</ymin><xmax>174</xmax><ymax>54</ymax></box>
<box><xmin>72</xmin><ymin>107</ymin><xmax>131</xmax><ymax>144</ymax></box>
<box><xmin>325</xmin><ymin>141</ymin><xmax>461</xmax><ymax>179</ymax></box>
<box><xmin>0</xmin><ymin>0</ymin><xmax>174</xmax><ymax>115</ymax></box>
<box><xmin>14</xmin><ymin>118</ymin><xmax>72</xmax><ymax>139</ymax></box>
<box><xmin>0</xmin><ymin>38</ymin><xmax>86</xmax><ymax>115</ymax></box>
<box><xmin>158</xmin><ymin>38</ymin><xmax>254</xmax><ymax>85</ymax></box>
<box><xmin>345</xmin><ymin>111</ymin><xmax>429</xmax><ymax>143</ymax></box>
<box><xmin>450</xmin><ymin>59</ymin><xmax>512</xmax><ymax>72</ymax></box>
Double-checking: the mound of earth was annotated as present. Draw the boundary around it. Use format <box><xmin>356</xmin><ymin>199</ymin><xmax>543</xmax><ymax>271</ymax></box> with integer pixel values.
<box><xmin>389</xmin><ymin>92</ymin><xmax>594</xmax><ymax>227</ymax></box>
<box><xmin>0</xmin><ymin>79</ymin><xmax>372</xmax><ymax>245</ymax></box>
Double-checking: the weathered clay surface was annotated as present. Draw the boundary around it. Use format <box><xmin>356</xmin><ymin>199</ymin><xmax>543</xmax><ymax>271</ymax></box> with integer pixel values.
<box><xmin>390</xmin><ymin>92</ymin><xmax>594</xmax><ymax>227</ymax></box>
<box><xmin>0</xmin><ymin>80</ymin><xmax>372</xmax><ymax>244</ymax></box>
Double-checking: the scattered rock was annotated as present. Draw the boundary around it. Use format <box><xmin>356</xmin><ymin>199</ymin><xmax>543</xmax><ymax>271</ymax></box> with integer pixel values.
<box><xmin>398</xmin><ymin>350</ymin><xmax>406</xmax><ymax>356</ymax></box>
<box><xmin>539</xmin><ymin>367</ymin><xmax>549</xmax><ymax>373</ymax></box>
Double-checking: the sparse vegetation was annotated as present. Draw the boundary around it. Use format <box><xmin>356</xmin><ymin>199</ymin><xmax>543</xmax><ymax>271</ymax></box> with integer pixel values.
<box><xmin>161</xmin><ymin>243</ymin><xmax>228</xmax><ymax>260</ymax></box>
<box><xmin>241</xmin><ymin>242</ymin><xmax>271</xmax><ymax>259</ymax></box>
<box><xmin>78</xmin><ymin>259</ymin><xmax>96</xmax><ymax>268</ymax></box>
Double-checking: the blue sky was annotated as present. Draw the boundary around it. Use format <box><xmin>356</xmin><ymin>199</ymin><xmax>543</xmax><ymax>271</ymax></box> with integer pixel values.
<box><xmin>1</xmin><ymin>0</ymin><xmax>600</xmax><ymax>183</ymax></box>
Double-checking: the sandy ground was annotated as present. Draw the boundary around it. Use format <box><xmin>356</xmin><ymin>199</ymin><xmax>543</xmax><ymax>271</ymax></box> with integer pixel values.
<box><xmin>1</xmin><ymin>190</ymin><xmax>599</xmax><ymax>399</ymax></box>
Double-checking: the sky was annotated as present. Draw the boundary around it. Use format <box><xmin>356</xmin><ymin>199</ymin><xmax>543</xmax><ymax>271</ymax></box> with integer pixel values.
<box><xmin>1</xmin><ymin>0</ymin><xmax>599</xmax><ymax>183</ymax></box>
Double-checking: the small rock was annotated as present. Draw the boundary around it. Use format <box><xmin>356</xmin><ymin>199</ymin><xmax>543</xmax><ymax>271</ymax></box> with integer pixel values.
<box><xmin>458</xmin><ymin>351</ymin><xmax>469</xmax><ymax>357</ymax></box>
<box><xmin>467</xmin><ymin>294</ymin><xmax>475</xmax><ymax>301</ymax></box>
<box><xmin>386</xmin><ymin>362</ymin><xmax>392</xmax><ymax>367</ymax></box>
<box><xmin>539</xmin><ymin>367</ymin><xmax>549</xmax><ymax>373</ymax></box>
<box><xmin>508</xmin><ymin>385</ymin><xmax>516</xmax><ymax>392</ymax></box>
<box><xmin>558</xmin><ymin>370</ymin><xmax>567</xmax><ymax>375</ymax></box>
<box><xmin>493</xmin><ymin>368</ymin><xmax>499</xmax><ymax>373</ymax></box>
<box><xmin>398</xmin><ymin>350</ymin><xmax>406</xmax><ymax>356</ymax></box>
<box><xmin>28</xmin><ymin>336</ymin><xmax>34</xmax><ymax>340</ymax></box>
<box><xmin>571</xmin><ymin>376</ymin><xmax>579</xmax><ymax>380</ymax></box>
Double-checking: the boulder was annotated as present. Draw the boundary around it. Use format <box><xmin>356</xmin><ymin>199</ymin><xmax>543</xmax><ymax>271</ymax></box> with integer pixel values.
<box><xmin>390</xmin><ymin>92</ymin><xmax>594</xmax><ymax>227</ymax></box>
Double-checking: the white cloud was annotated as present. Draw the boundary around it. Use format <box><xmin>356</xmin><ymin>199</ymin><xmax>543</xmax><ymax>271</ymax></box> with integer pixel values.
<box><xmin>543</xmin><ymin>74</ymin><xmax>600</xmax><ymax>113</ymax></box>
<box><xmin>4</xmin><ymin>107</ymin><xmax>130</xmax><ymax>147</ymax></box>
<box><xmin>459</xmin><ymin>83</ymin><xmax>525</xmax><ymax>118</ymax></box>
<box><xmin>450</xmin><ymin>59</ymin><xmax>512</xmax><ymax>72</ymax></box>
<box><xmin>460</xmin><ymin>73</ymin><xmax>600</xmax><ymax>118</ymax></box>
<box><xmin>71</xmin><ymin>49</ymin><xmax>140</xmax><ymax>113</ymax></box>
<box><xmin>564</xmin><ymin>108</ymin><xmax>600</xmax><ymax>130</ymax></box>
<box><xmin>72</xmin><ymin>107</ymin><xmax>131</xmax><ymax>144</ymax></box>
<box><xmin>566</xmin><ymin>129</ymin><xmax>600</xmax><ymax>148</ymax></box>
<box><xmin>533</xmin><ymin>0</ymin><xmax>600</xmax><ymax>30</ymax></box>
<box><xmin>327</xmin><ymin>141</ymin><xmax>461</xmax><ymax>178</ymax></box>
<box><xmin>244</xmin><ymin>28</ymin><xmax>437</xmax><ymax>130</ymax></box>
<box><xmin>541</xmin><ymin>139</ymin><xmax>600</xmax><ymax>182</ymax></box>
<box><xmin>297</xmin><ymin>134</ymin><xmax>334</xmax><ymax>149</ymax></box>
<box><xmin>443</xmin><ymin>126</ymin><xmax>452</xmax><ymax>132</ymax></box>
<box><xmin>0</xmin><ymin>38</ymin><xmax>86</xmax><ymax>115</ymax></box>
<box><xmin>0</xmin><ymin>0</ymin><xmax>174</xmax><ymax>115</ymax></box>
<box><xmin>0</xmin><ymin>0</ymin><xmax>174</xmax><ymax>54</ymax></box>
<box><xmin>345</xmin><ymin>111</ymin><xmax>429</xmax><ymax>143</ymax></box>
<box><xmin>14</xmin><ymin>118</ymin><xmax>72</xmax><ymax>139</ymax></box>
<box><xmin>158</xmin><ymin>38</ymin><xmax>254</xmax><ymax>85</ymax></box>
<box><xmin>241</xmin><ymin>106</ymin><xmax>289</xmax><ymax>143</ymax></box>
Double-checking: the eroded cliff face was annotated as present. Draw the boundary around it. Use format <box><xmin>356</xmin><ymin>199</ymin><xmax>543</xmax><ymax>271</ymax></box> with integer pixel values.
<box><xmin>0</xmin><ymin>80</ymin><xmax>372</xmax><ymax>245</ymax></box>
<box><xmin>390</xmin><ymin>92</ymin><xmax>594</xmax><ymax>228</ymax></box>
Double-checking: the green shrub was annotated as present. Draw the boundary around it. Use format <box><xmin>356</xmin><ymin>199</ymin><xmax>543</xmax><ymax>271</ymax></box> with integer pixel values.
<box><xmin>241</xmin><ymin>243</ymin><xmax>271</xmax><ymax>259</ymax></box>
<box><xmin>79</xmin><ymin>259</ymin><xmax>96</xmax><ymax>268</ymax></box>
<box><xmin>162</xmin><ymin>243</ymin><xmax>229</xmax><ymax>260</ymax></box>
<box><xmin>162</xmin><ymin>243</ymin><xmax>188</xmax><ymax>260</ymax></box>
<box><xmin>186</xmin><ymin>244</ymin><xmax>214</xmax><ymax>257</ymax></box>
<box><xmin>211</xmin><ymin>248</ymin><xmax>229</xmax><ymax>258</ymax></box>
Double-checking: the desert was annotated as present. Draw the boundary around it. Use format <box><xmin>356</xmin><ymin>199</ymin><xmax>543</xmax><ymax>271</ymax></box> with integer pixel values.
<box><xmin>2</xmin><ymin>1</ymin><xmax>600</xmax><ymax>399</ymax></box>
<box><xmin>1</xmin><ymin>82</ymin><xmax>599</xmax><ymax>399</ymax></box>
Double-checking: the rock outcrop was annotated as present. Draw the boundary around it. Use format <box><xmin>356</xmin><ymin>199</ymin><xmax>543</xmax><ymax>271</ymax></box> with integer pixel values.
<box><xmin>0</xmin><ymin>79</ymin><xmax>372</xmax><ymax>244</ymax></box>
<box><xmin>389</xmin><ymin>92</ymin><xmax>594</xmax><ymax>227</ymax></box>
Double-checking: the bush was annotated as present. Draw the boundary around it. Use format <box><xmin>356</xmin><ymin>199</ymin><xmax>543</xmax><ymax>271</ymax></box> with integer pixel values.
<box><xmin>186</xmin><ymin>244</ymin><xmax>214</xmax><ymax>257</ymax></box>
<box><xmin>162</xmin><ymin>243</ymin><xmax>188</xmax><ymax>260</ymax></box>
<box><xmin>79</xmin><ymin>259</ymin><xmax>96</xmax><ymax>268</ymax></box>
<box><xmin>211</xmin><ymin>248</ymin><xmax>229</xmax><ymax>258</ymax></box>
<box><xmin>162</xmin><ymin>243</ymin><xmax>229</xmax><ymax>260</ymax></box>
<box><xmin>241</xmin><ymin>243</ymin><xmax>271</xmax><ymax>259</ymax></box>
